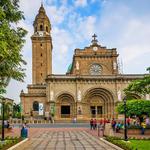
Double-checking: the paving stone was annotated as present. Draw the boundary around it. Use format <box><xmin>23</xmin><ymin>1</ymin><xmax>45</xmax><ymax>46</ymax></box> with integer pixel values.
<box><xmin>13</xmin><ymin>128</ymin><xmax>118</xmax><ymax>150</ymax></box>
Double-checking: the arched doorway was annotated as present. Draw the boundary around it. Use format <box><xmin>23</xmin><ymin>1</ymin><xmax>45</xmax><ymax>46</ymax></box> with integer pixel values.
<box><xmin>83</xmin><ymin>88</ymin><xmax>114</xmax><ymax>119</ymax></box>
<box><xmin>56</xmin><ymin>93</ymin><xmax>75</xmax><ymax>119</ymax></box>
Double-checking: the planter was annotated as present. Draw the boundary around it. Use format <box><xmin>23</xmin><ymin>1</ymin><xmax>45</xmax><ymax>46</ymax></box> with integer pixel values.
<box><xmin>120</xmin><ymin>129</ymin><xmax>150</xmax><ymax>135</ymax></box>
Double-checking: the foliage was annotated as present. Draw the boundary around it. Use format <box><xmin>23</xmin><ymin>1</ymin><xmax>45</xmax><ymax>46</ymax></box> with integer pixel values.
<box><xmin>147</xmin><ymin>67</ymin><xmax>150</xmax><ymax>73</ymax></box>
<box><xmin>125</xmin><ymin>67</ymin><xmax>150</xmax><ymax>95</ymax></box>
<box><xmin>105</xmin><ymin>136</ymin><xmax>133</xmax><ymax>150</ymax></box>
<box><xmin>13</xmin><ymin>103</ymin><xmax>21</xmax><ymax>118</ymax></box>
<box><xmin>0</xmin><ymin>102</ymin><xmax>13</xmax><ymax>119</ymax></box>
<box><xmin>117</xmin><ymin>99</ymin><xmax>150</xmax><ymax>117</ymax></box>
<box><xmin>105</xmin><ymin>136</ymin><xmax>150</xmax><ymax>150</ymax></box>
<box><xmin>0</xmin><ymin>0</ymin><xmax>27</xmax><ymax>94</ymax></box>
<box><xmin>0</xmin><ymin>136</ymin><xmax>22</xmax><ymax>150</ymax></box>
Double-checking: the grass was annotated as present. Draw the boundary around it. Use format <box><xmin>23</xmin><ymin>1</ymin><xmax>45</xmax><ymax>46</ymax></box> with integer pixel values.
<box><xmin>105</xmin><ymin>136</ymin><xmax>150</xmax><ymax>150</ymax></box>
<box><xmin>129</xmin><ymin>139</ymin><xmax>150</xmax><ymax>150</ymax></box>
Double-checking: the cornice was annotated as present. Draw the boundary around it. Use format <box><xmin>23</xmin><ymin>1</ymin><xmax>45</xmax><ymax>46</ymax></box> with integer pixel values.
<box><xmin>46</xmin><ymin>74</ymin><xmax>145</xmax><ymax>82</ymax></box>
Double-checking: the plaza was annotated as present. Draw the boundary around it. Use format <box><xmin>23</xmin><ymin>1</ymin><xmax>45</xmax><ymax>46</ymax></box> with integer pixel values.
<box><xmin>9</xmin><ymin>128</ymin><xmax>117</xmax><ymax>150</ymax></box>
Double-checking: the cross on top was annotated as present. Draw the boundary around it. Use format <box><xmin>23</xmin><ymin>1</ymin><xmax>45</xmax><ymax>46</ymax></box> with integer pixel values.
<box><xmin>92</xmin><ymin>34</ymin><xmax>97</xmax><ymax>40</ymax></box>
<box><xmin>91</xmin><ymin>34</ymin><xmax>98</xmax><ymax>45</ymax></box>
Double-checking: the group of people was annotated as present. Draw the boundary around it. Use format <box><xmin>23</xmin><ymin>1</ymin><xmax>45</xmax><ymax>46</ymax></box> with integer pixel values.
<box><xmin>90</xmin><ymin>116</ymin><xmax>150</xmax><ymax>135</ymax></box>
<box><xmin>90</xmin><ymin>118</ymin><xmax>109</xmax><ymax>130</ymax></box>
<box><xmin>111</xmin><ymin>116</ymin><xmax>150</xmax><ymax>134</ymax></box>
<box><xmin>4</xmin><ymin>120</ymin><xmax>13</xmax><ymax>130</ymax></box>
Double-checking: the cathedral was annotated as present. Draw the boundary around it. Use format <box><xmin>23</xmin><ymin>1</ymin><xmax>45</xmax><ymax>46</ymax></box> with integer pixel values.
<box><xmin>21</xmin><ymin>4</ymin><xmax>144</xmax><ymax>121</ymax></box>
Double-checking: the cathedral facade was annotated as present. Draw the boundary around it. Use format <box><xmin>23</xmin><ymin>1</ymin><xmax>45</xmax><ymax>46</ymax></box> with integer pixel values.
<box><xmin>21</xmin><ymin>5</ymin><xmax>144</xmax><ymax>121</ymax></box>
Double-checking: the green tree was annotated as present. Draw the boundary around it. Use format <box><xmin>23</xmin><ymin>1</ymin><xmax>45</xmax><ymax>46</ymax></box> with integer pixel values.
<box><xmin>13</xmin><ymin>103</ymin><xmax>21</xmax><ymax>118</ymax></box>
<box><xmin>147</xmin><ymin>67</ymin><xmax>150</xmax><ymax>73</ymax></box>
<box><xmin>117</xmin><ymin>99</ymin><xmax>150</xmax><ymax>117</ymax></box>
<box><xmin>125</xmin><ymin>67</ymin><xmax>150</xmax><ymax>95</ymax></box>
<box><xmin>0</xmin><ymin>0</ymin><xmax>27</xmax><ymax>94</ymax></box>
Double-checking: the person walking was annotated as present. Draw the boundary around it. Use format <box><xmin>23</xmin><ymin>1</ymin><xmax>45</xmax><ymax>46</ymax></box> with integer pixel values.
<box><xmin>141</xmin><ymin>121</ymin><xmax>146</xmax><ymax>135</ymax></box>
<box><xmin>90</xmin><ymin>119</ymin><xmax>93</xmax><ymax>130</ymax></box>
<box><xmin>93</xmin><ymin>119</ymin><xmax>97</xmax><ymax>130</ymax></box>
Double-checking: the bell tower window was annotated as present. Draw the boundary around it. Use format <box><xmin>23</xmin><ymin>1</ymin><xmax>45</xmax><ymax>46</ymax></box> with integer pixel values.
<box><xmin>46</xmin><ymin>26</ymin><xmax>48</xmax><ymax>32</ymax></box>
<box><xmin>40</xmin><ymin>25</ymin><xmax>43</xmax><ymax>31</ymax></box>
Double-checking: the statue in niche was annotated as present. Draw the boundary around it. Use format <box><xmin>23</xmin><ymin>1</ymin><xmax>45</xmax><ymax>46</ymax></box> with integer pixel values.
<box><xmin>76</xmin><ymin>61</ymin><xmax>79</xmax><ymax>70</ymax></box>
<box><xmin>50</xmin><ymin>91</ymin><xmax>54</xmax><ymax>101</ymax></box>
<box><xmin>77</xmin><ymin>90</ymin><xmax>81</xmax><ymax>101</ymax></box>
<box><xmin>117</xmin><ymin>90</ymin><xmax>122</xmax><ymax>101</ymax></box>
<box><xmin>78</xmin><ymin>106</ymin><xmax>82</xmax><ymax>115</ymax></box>
<box><xmin>113</xmin><ymin>62</ymin><xmax>117</xmax><ymax>70</ymax></box>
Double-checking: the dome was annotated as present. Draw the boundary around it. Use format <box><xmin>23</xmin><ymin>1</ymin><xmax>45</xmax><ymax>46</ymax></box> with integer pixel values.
<box><xmin>67</xmin><ymin>64</ymin><xmax>72</xmax><ymax>73</ymax></box>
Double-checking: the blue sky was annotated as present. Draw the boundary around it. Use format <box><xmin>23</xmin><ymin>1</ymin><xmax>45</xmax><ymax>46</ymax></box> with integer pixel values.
<box><xmin>6</xmin><ymin>0</ymin><xmax>150</xmax><ymax>103</ymax></box>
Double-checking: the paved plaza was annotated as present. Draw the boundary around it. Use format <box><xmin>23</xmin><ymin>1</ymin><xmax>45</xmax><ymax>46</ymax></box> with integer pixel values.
<box><xmin>12</xmin><ymin>128</ymin><xmax>117</xmax><ymax>150</ymax></box>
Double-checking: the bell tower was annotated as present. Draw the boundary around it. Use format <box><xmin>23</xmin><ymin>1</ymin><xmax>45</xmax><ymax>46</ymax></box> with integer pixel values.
<box><xmin>31</xmin><ymin>4</ymin><xmax>52</xmax><ymax>84</ymax></box>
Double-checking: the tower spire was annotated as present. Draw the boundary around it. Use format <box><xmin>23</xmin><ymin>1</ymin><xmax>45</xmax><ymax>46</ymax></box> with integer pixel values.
<box><xmin>91</xmin><ymin>34</ymin><xmax>98</xmax><ymax>45</ymax></box>
<box><xmin>41</xmin><ymin>0</ymin><xmax>43</xmax><ymax>6</ymax></box>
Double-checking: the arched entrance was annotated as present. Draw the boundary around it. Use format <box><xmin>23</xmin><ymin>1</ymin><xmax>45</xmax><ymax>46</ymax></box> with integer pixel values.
<box><xmin>83</xmin><ymin>88</ymin><xmax>114</xmax><ymax>119</ymax></box>
<box><xmin>56</xmin><ymin>93</ymin><xmax>75</xmax><ymax>119</ymax></box>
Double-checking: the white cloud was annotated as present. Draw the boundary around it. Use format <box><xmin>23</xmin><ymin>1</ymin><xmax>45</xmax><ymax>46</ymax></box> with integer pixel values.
<box><xmin>46</xmin><ymin>5</ymin><xmax>69</xmax><ymax>25</ymax></box>
<box><xmin>78</xmin><ymin>16</ymin><xmax>96</xmax><ymax>39</ymax></box>
<box><xmin>74</xmin><ymin>0</ymin><xmax>87</xmax><ymax>7</ymax></box>
<box><xmin>19</xmin><ymin>0</ymin><xmax>41</xmax><ymax>20</ymax></box>
<box><xmin>95</xmin><ymin>1</ymin><xmax>150</xmax><ymax>74</ymax></box>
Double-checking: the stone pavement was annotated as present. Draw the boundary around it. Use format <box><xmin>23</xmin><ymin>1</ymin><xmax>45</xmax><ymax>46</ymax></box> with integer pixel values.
<box><xmin>10</xmin><ymin>128</ymin><xmax>117</xmax><ymax>150</ymax></box>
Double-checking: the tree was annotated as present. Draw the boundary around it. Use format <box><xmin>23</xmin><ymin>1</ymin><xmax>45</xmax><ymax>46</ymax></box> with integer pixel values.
<box><xmin>13</xmin><ymin>103</ymin><xmax>21</xmax><ymax>118</ymax></box>
<box><xmin>117</xmin><ymin>99</ymin><xmax>150</xmax><ymax>117</ymax></box>
<box><xmin>147</xmin><ymin>67</ymin><xmax>150</xmax><ymax>74</ymax></box>
<box><xmin>0</xmin><ymin>0</ymin><xmax>27</xmax><ymax>94</ymax></box>
<box><xmin>124</xmin><ymin>67</ymin><xmax>150</xmax><ymax>95</ymax></box>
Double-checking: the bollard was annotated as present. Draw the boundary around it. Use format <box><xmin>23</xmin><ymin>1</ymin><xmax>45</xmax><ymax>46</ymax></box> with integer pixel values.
<box><xmin>98</xmin><ymin>124</ymin><xmax>104</xmax><ymax>137</ymax></box>
<box><xmin>21</xmin><ymin>127</ymin><xmax>28</xmax><ymax>139</ymax></box>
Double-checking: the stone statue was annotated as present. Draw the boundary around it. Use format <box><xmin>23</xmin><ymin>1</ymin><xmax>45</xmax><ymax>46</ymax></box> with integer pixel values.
<box><xmin>117</xmin><ymin>90</ymin><xmax>121</xmax><ymax>101</ymax></box>
<box><xmin>78</xmin><ymin>106</ymin><xmax>82</xmax><ymax>115</ymax></box>
<box><xmin>113</xmin><ymin>62</ymin><xmax>117</xmax><ymax>70</ymax></box>
<box><xmin>77</xmin><ymin>90</ymin><xmax>81</xmax><ymax>101</ymax></box>
<box><xmin>50</xmin><ymin>91</ymin><xmax>54</xmax><ymax>101</ymax></box>
<box><xmin>76</xmin><ymin>61</ymin><xmax>79</xmax><ymax>70</ymax></box>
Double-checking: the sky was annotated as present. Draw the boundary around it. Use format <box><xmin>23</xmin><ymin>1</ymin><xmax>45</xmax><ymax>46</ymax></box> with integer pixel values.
<box><xmin>5</xmin><ymin>0</ymin><xmax>150</xmax><ymax>103</ymax></box>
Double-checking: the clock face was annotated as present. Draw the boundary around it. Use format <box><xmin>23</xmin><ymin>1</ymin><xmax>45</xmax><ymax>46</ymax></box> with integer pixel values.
<box><xmin>93</xmin><ymin>46</ymin><xmax>98</xmax><ymax>51</ymax></box>
<box><xmin>90</xmin><ymin>64</ymin><xmax>102</xmax><ymax>75</ymax></box>
<box><xmin>38</xmin><ymin>31</ymin><xmax>44</xmax><ymax>37</ymax></box>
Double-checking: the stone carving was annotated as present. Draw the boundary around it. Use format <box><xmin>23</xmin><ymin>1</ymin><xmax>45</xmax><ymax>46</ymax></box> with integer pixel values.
<box><xmin>77</xmin><ymin>90</ymin><xmax>81</xmax><ymax>101</ymax></box>
<box><xmin>113</xmin><ymin>62</ymin><xmax>117</xmax><ymax>70</ymax></box>
<box><xmin>78</xmin><ymin>106</ymin><xmax>82</xmax><ymax>115</ymax></box>
<box><xmin>50</xmin><ymin>91</ymin><xmax>54</xmax><ymax>101</ymax></box>
<box><xmin>76</xmin><ymin>61</ymin><xmax>79</xmax><ymax>70</ymax></box>
<box><xmin>117</xmin><ymin>90</ymin><xmax>122</xmax><ymax>101</ymax></box>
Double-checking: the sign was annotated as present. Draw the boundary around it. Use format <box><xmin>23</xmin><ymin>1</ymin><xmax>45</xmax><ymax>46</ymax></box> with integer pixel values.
<box><xmin>39</xmin><ymin>103</ymin><xmax>44</xmax><ymax>115</ymax></box>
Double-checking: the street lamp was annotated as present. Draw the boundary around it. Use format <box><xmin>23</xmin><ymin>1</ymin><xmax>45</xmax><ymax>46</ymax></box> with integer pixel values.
<box><xmin>1</xmin><ymin>97</ymin><xmax>5</xmax><ymax>141</ymax></box>
<box><xmin>123</xmin><ymin>96</ymin><xmax>128</xmax><ymax>141</ymax></box>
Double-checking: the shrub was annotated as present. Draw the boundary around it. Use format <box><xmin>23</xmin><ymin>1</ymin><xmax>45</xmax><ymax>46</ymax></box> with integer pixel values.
<box><xmin>105</xmin><ymin>136</ymin><xmax>133</xmax><ymax>150</ymax></box>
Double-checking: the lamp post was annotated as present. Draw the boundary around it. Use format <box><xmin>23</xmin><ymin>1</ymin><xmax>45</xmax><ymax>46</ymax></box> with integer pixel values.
<box><xmin>1</xmin><ymin>97</ymin><xmax>5</xmax><ymax>141</ymax></box>
<box><xmin>123</xmin><ymin>97</ymin><xmax>128</xmax><ymax>141</ymax></box>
